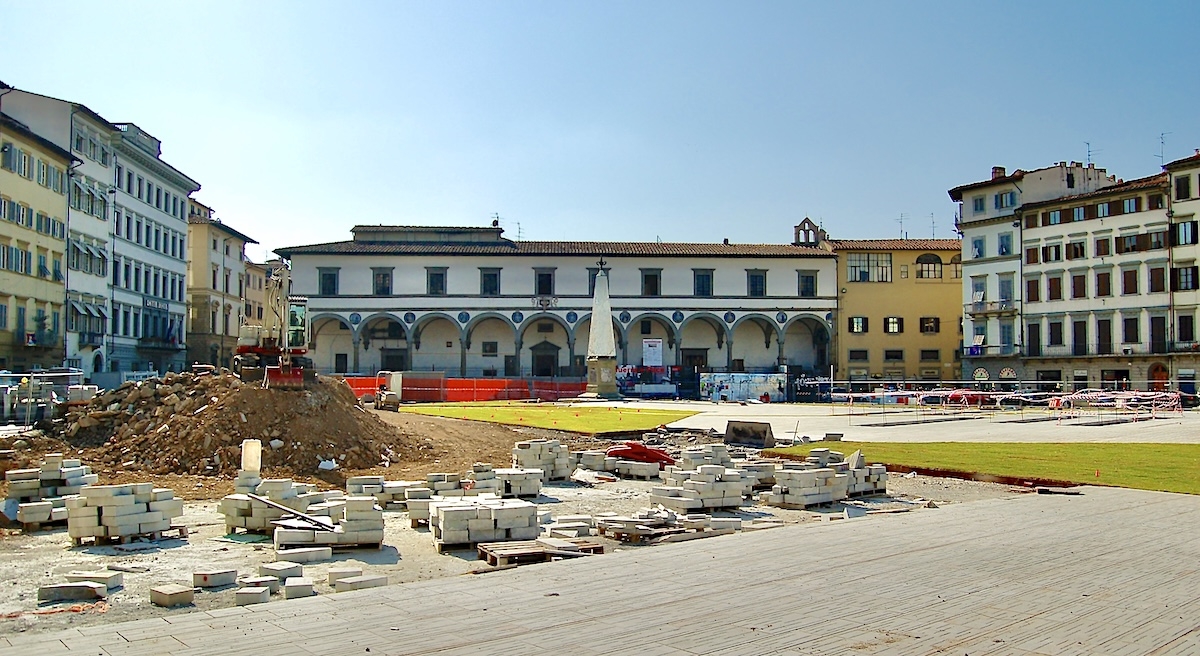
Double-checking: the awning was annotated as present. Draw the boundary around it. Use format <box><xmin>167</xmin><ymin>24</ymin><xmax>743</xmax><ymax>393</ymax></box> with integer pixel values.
<box><xmin>84</xmin><ymin>304</ymin><xmax>100</xmax><ymax>318</ymax></box>
<box><xmin>83</xmin><ymin>243</ymin><xmax>103</xmax><ymax>259</ymax></box>
<box><xmin>95</xmin><ymin>305</ymin><xmax>110</xmax><ymax>319</ymax></box>
<box><xmin>69</xmin><ymin>300</ymin><xmax>86</xmax><ymax>315</ymax></box>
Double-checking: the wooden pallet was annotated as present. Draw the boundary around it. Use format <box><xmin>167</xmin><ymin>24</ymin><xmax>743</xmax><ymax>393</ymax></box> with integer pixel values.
<box><xmin>20</xmin><ymin>518</ymin><xmax>68</xmax><ymax>533</ymax></box>
<box><xmin>477</xmin><ymin>539</ymin><xmax>605</xmax><ymax>567</ymax></box>
<box><xmin>435</xmin><ymin>541</ymin><xmax>476</xmax><ymax>554</ymax></box>
<box><xmin>277</xmin><ymin>541</ymin><xmax>382</xmax><ymax>551</ymax></box>
<box><xmin>409</xmin><ymin>517</ymin><xmax>429</xmax><ymax>529</ymax></box>
<box><xmin>71</xmin><ymin>524</ymin><xmax>189</xmax><ymax>547</ymax></box>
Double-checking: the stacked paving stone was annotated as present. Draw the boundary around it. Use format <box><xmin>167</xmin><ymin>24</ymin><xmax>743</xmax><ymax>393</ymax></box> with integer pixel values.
<box><xmin>346</xmin><ymin>475</ymin><xmax>420</xmax><ymax>506</ymax></box>
<box><xmin>219</xmin><ymin>479</ymin><xmax>327</xmax><ymax>533</ymax></box>
<box><xmin>273</xmin><ymin>496</ymin><xmax>386</xmax><ymax>548</ymax></box>
<box><xmin>651</xmin><ymin>464</ymin><xmax>754</xmax><ymax>511</ymax></box>
<box><xmin>404</xmin><ymin>486</ymin><xmax>434</xmax><ymax>525</ymax></box>
<box><xmin>8</xmin><ymin>453</ymin><xmax>100</xmax><ymax>526</ymax></box>
<box><xmin>571</xmin><ymin>450</ymin><xmax>618</xmax><ymax>472</ymax></box>
<box><xmin>464</xmin><ymin>463</ymin><xmax>504</xmax><ymax>495</ymax></box>
<box><xmin>677</xmin><ymin>443</ymin><xmax>734</xmax><ymax>469</ymax></box>
<box><xmin>614</xmin><ymin>460</ymin><xmax>660</xmax><ymax>479</ymax></box>
<box><xmin>512</xmin><ymin>439</ymin><xmax>571</xmax><ymax>480</ymax></box>
<box><xmin>492</xmin><ymin>467</ymin><xmax>542</xmax><ymax>497</ymax></box>
<box><xmin>596</xmin><ymin>508</ymin><xmax>743</xmax><ymax>543</ymax></box>
<box><xmin>66</xmin><ymin>483</ymin><xmax>183</xmax><ymax>541</ymax></box>
<box><xmin>754</xmin><ymin>448</ymin><xmax>893</xmax><ymax>508</ymax></box>
<box><xmin>429</xmin><ymin>495</ymin><xmax>540</xmax><ymax>546</ymax></box>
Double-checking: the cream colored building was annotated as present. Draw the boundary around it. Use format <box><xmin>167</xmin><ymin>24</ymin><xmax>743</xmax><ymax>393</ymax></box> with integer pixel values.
<box><xmin>0</xmin><ymin>112</ymin><xmax>74</xmax><ymax>370</ymax></box>
<box><xmin>831</xmin><ymin>239</ymin><xmax>963</xmax><ymax>387</ymax></box>
<box><xmin>185</xmin><ymin>200</ymin><xmax>258</xmax><ymax>367</ymax></box>
<box><xmin>244</xmin><ymin>260</ymin><xmax>266</xmax><ymax>329</ymax></box>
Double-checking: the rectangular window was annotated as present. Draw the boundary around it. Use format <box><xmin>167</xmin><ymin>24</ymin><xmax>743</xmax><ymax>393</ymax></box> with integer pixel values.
<box><xmin>1067</xmin><ymin>241</ymin><xmax>1086</xmax><ymax>260</ymax></box>
<box><xmin>1123</xmin><ymin>198</ymin><xmax>1139</xmax><ymax>214</ymax></box>
<box><xmin>995</xmin><ymin>191</ymin><xmax>1016</xmax><ymax>209</ymax></box>
<box><xmin>1122</xmin><ymin>269</ymin><xmax>1138</xmax><ymax>295</ymax></box>
<box><xmin>1180</xmin><ymin>315</ymin><xmax>1196</xmax><ymax>343</ymax></box>
<box><xmin>1097</xmin><ymin>202</ymin><xmax>1111</xmax><ymax>218</ymax></box>
<box><xmin>534</xmin><ymin>268</ymin><xmax>555</xmax><ymax>296</ymax></box>
<box><xmin>846</xmin><ymin>253</ymin><xmax>892</xmax><ymax>282</ymax></box>
<box><xmin>746</xmin><ymin>270</ymin><xmax>766</xmax><ymax>297</ymax></box>
<box><xmin>480</xmin><ymin>268</ymin><xmax>501</xmax><ymax>296</ymax></box>
<box><xmin>1172</xmin><ymin>266</ymin><xmax>1199</xmax><ymax>291</ymax></box>
<box><xmin>1117</xmin><ymin>235</ymin><xmax>1137</xmax><ymax>254</ymax></box>
<box><xmin>972</xmin><ymin>196</ymin><xmax>985</xmax><ymax>213</ymax></box>
<box><xmin>971</xmin><ymin>237</ymin><xmax>985</xmax><ymax>259</ymax></box>
<box><xmin>1071</xmin><ymin>274</ymin><xmax>1086</xmax><ymax>299</ymax></box>
<box><xmin>482</xmin><ymin>341</ymin><xmax>498</xmax><ymax>356</ymax></box>
<box><xmin>1026</xmin><ymin>278</ymin><xmax>1040</xmax><ymax>302</ymax></box>
<box><xmin>1095</xmin><ymin>237</ymin><xmax>1111</xmax><ymax>256</ymax></box>
<box><xmin>1048</xmin><ymin>276</ymin><xmax>1062</xmax><ymax>301</ymax></box>
<box><xmin>1123</xmin><ymin>317</ymin><xmax>1139</xmax><ymax>343</ymax></box>
<box><xmin>998</xmin><ymin>275</ymin><xmax>1014</xmax><ymax>301</ymax></box>
<box><xmin>1176</xmin><ymin>222</ymin><xmax>1199</xmax><ymax>246</ymax></box>
<box><xmin>884</xmin><ymin>316</ymin><xmax>904</xmax><ymax>334</ymax></box>
<box><xmin>1025</xmin><ymin>213</ymin><xmax>1038</xmax><ymax>229</ymax></box>
<box><xmin>848</xmin><ymin>349</ymin><xmax>868</xmax><ymax>362</ymax></box>
<box><xmin>693</xmin><ymin>269</ymin><xmax>713</xmax><ymax>297</ymax></box>
<box><xmin>426</xmin><ymin>268</ymin><xmax>447</xmax><ymax>296</ymax></box>
<box><xmin>997</xmin><ymin>233</ymin><xmax>1012</xmax><ymax>257</ymax></box>
<box><xmin>919</xmin><ymin>317</ymin><xmax>940</xmax><ymax>334</ymax></box>
<box><xmin>641</xmin><ymin>269</ymin><xmax>662</xmax><ymax>296</ymax></box>
<box><xmin>1048</xmin><ymin>321</ymin><xmax>1064</xmax><ymax>346</ymax></box>
<box><xmin>1025</xmin><ymin>247</ymin><xmax>1040</xmax><ymax>265</ymax></box>
<box><xmin>884</xmin><ymin>349</ymin><xmax>904</xmax><ymax>362</ymax></box>
<box><xmin>1150</xmin><ymin>231</ymin><xmax>1167</xmax><ymax>250</ymax></box>
<box><xmin>372</xmin><ymin>268</ymin><xmax>393</xmax><ymax>296</ymax></box>
<box><xmin>318</xmin><ymin>268</ymin><xmax>339</xmax><ymax>296</ymax></box>
<box><xmin>1150</xmin><ymin>267</ymin><xmax>1166</xmax><ymax>293</ymax></box>
<box><xmin>536</xmin><ymin>322</ymin><xmax>554</xmax><ymax>333</ymax></box>
<box><xmin>1176</xmin><ymin>175</ymin><xmax>1192</xmax><ymax>201</ymax></box>
<box><xmin>1048</xmin><ymin>210</ymin><xmax>1061</xmax><ymax>225</ymax></box>
<box><xmin>920</xmin><ymin>349</ymin><xmax>940</xmax><ymax>362</ymax></box>
<box><xmin>848</xmin><ymin>316</ymin><xmax>868</xmax><ymax>334</ymax></box>
<box><xmin>1073</xmin><ymin>206</ymin><xmax>1085</xmax><ymax>222</ymax></box>
<box><xmin>798</xmin><ymin>271</ymin><xmax>817</xmax><ymax>298</ymax></box>
<box><xmin>1042</xmin><ymin>244</ymin><xmax>1062</xmax><ymax>262</ymax></box>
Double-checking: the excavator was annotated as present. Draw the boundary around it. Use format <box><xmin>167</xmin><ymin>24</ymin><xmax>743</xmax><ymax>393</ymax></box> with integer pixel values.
<box><xmin>232</xmin><ymin>263</ymin><xmax>315</xmax><ymax>389</ymax></box>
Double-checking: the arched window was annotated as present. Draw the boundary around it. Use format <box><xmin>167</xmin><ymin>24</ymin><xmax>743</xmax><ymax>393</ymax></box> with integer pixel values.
<box><xmin>950</xmin><ymin>254</ymin><xmax>962</xmax><ymax>279</ymax></box>
<box><xmin>916</xmin><ymin>253</ymin><xmax>943</xmax><ymax>279</ymax></box>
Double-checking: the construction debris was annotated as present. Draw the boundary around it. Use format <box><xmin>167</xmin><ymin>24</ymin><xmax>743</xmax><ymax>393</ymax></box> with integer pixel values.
<box><xmin>6</xmin><ymin>453</ymin><xmax>100</xmax><ymax>528</ymax></box>
<box><xmin>596</xmin><ymin>508</ymin><xmax>743</xmax><ymax>544</ymax></box>
<box><xmin>272</xmin><ymin>496</ymin><xmax>385</xmax><ymax>549</ymax></box>
<box><xmin>56</xmin><ymin>372</ymin><xmax>419</xmax><ymax>475</ymax></box>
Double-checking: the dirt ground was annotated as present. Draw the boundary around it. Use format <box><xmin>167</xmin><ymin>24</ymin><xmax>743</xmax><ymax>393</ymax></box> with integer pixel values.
<box><xmin>0</xmin><ymin>405</ymin><xmax>1036</xmax><ymax>637</ymax></box>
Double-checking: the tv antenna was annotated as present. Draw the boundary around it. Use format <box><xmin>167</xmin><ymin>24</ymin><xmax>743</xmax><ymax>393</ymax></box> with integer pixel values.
<box><xmin>930</xmin><ymin>213</ymin><xmax>936</xmax><ymax>239</ymax></box>
<box><xmin>897</xmin><ymin>213</ymin><xmax>908</xmax><ymax>239</ymax></box>
<box><xmin>492</xmin><ymin>212</ymin><xmax>521</xmax><ymax>240</ymax></box>
<box><xmin>1156</xmin><ymin>132</ymin><xmax>1173</xmax><ymax>165</ymax></box>
<box><xmin>1085</xmin><ymin>142</ymin><xmax>1103</xmax><ymax>166</ymax></box>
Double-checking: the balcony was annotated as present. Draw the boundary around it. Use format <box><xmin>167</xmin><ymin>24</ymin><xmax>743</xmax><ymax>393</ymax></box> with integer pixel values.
<box><xmin>137</xmin><ymin>336</ymin><xmax>184</xmax><ymax>351</ymax></box>
<box><xmin>1024</xmin><ymin>341</ymin><xmax>1169</xmax><ymax>358</ymax></box>
<box><xmin>965</xmin><ymin>300</ymin><xmax>1018</xmax><ymax>317</ymax></box>
<box><xmin>962</xmin><ymin>344</ymin><xmax>1020</xmax><ymax>358</ymax></box>
<box><xmin>78</xmin><ymin>332</ymin><xmax>104</xmax><ymax>347</ymax></box>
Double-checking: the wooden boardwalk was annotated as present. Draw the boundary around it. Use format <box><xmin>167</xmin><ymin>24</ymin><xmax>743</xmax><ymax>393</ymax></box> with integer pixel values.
<box><xmin>4</xmin><ymin>486</ymin><xmax>1199</xmax><ymax>655</ymax></box>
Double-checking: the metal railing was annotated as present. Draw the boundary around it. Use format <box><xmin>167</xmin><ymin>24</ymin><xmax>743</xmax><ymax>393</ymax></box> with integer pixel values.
<box><xmin>965</xmin><ymin>300</ymin><xmax>1018</xmax><ymax>315</ymax></box>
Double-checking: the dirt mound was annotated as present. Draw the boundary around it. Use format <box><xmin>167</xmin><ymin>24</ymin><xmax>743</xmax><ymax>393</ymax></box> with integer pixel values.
<box><xmin>56</xmin><ymin>372</ymin><xmax>430</xmax><ymax>476</ymax></box>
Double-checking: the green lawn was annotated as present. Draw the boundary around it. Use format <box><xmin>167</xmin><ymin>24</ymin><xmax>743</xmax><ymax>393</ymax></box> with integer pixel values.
<box><xmin>398</xmin><ymin>402</ymin><xmax>695</xmax><ymax>435</ymax></box>
<box><xmin>767</xmin><ymin>442</ymin><xmax>1200</xmax><ymax>495</ymax></box>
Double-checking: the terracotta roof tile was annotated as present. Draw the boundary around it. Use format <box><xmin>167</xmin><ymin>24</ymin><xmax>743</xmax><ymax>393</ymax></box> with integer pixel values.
<box><xmin>276</xmin><ymin>239</ymin><xmax>834</xmax><ymax>258</ymax></box>
<box><xmin>1164</xmin><ymin>151</ymin><xmax>1200</xmax><ymax>171</ymax></box>
<box><xmin>947</xmin><ymin>170</ymin><xmax>1027</xmax><ymax>201</ymax></box>
<box><xmin>829</xmin><ymin>239</ymin><xmax>961</xmax><ymax>251</ymax></box>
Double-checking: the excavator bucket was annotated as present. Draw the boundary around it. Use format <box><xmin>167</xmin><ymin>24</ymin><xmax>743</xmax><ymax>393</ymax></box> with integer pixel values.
<box><xmin>264</xmin><ymin>365</ymin><xmax>315</xmax><ymax>390</ymax></box>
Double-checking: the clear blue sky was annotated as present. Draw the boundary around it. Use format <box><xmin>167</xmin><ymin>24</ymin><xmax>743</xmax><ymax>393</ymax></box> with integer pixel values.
<box><xmin>2</xmin><ymin>1</ymin><xmax>1196</xmax><ymax>259</ymax></box>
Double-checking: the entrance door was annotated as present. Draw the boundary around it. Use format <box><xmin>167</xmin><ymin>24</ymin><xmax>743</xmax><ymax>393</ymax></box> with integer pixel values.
<box><xmin>679</xmin><ymin>348</ymin><xmax>708</xmax><ymax>400</ymax></box>
<box><xmin>1027</xmin><ymin>324</ymin><xmax>1041</xmax><ymax>357</ymax></box>
<box><xmin>334</xmin><ymin>353</ymin><xmax>348</xmax><ymax>373</ymax></box>
<box><xmin>1151</xmin><ymin>317</ymin><xmax>1168</xmax><ymax>354</ymax></box>
<box><xmin>380</xmin><ymin>348</ymin><xmax>407</xmax><ymax>372</ymax></box>
<box><xmin>1072</xmin><ymin>321</ymin><xmax>1087</xmax><ymax>356</ymax></box>
<box><xmin>530</xmin><ymin>341</ymin><xmax>560</xmax><ymax>377</ymax></box>
<box><xmin>1148</xmin><ymin>363</ymin><xmax>1169</xmax><ymax>391</ymax></box>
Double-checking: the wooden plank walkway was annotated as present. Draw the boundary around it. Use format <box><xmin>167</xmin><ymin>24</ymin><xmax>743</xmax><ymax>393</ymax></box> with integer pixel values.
<box><xmin>3</xmin><ymin>486</ymin><xmax>1199</xmax><ymax>655</ymax></box>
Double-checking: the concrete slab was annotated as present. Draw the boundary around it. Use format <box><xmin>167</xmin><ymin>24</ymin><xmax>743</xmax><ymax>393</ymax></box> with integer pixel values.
<box><xmin>149</xmin><ymin>584</ymin><xmax>194</xmax><ymax>607</ymax></box>
<box><xmin>37</xmin><ymin>582</ymin><xmax>105</xmax><ymax>602</ymax></box>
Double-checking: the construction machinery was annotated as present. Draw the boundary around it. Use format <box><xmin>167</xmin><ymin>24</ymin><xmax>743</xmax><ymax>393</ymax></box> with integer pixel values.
<box><xmin>232</xmin><ymin>263</ymin><xmax>316</xmax><ymax>389</ymax></box>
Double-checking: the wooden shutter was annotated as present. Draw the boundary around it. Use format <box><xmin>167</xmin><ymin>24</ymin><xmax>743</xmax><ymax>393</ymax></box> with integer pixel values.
<box><xmin>1086</xmin><ymin>204</ymin><xmax>1097</xmax><ymax>220</ymax></box>
<box><xmin>933</xmin><ymin>317</ymin><xmax>940</xmax><ymax>333</ymax></box>
<box><xmin>897</xmin><ymin>317</ymin><xmax>904</xmax><ymax>334</ymax></box>
<box><xmin>1172</xmin><ymin>267</ymin><xmax>1181</xmax><ymax>292</ymax></box>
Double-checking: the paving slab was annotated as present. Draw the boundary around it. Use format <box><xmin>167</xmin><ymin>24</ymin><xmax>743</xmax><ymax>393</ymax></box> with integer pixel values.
<box><xmin>4</xmin><ymin>486</ymin><xmax>1200</xmax><ymax>655</ymax></box>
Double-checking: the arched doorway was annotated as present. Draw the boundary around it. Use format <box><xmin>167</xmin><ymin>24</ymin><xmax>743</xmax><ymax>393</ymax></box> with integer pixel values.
<box><xmin>518</xmin><ymin>314</ymin><xmax>571</xmax><ymax>378</ymax></box>
<box><xmin>1149</xmin><ymin>362</ymin><xmax>1169</xmax><ymax>391</ymax></box>
<box><xmin>360</xmin><ymin>315</ymin><xmax>408</xmax><ymax>373</ymax></box>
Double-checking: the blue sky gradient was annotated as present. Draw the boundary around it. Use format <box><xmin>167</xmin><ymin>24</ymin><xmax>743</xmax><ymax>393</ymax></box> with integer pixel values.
<box><xmin>2</xmin><ymin>1</ymin><xmax>1196</xmax><ymax>258</ymax></box>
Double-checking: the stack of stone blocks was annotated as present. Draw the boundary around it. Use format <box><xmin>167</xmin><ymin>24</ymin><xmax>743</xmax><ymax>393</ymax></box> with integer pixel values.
<box><xmin>651</xmin><ymin>464</ymin><xmax>756</xmax><ymax>511</ymax></box>
<box><xmin>614</xmin><ymin>460</ymin><xmax>660</xmax><ymax>479</ymax></box>
<box><xmin>66</xmin><ymin>483</ymin><xmax>183</xmax><ymax>541</ymax></box>
<box><xmin>219</xmin><ymin>478</ymin><xmax>329</xmax><ymax>533</ymax></box>
<box><xmin>571</xmin><ymin>450</ymin><xmax>618</xmax><ymax>473</ymax></box>
<box><xmin>512</xmin><ymin>439</ymin><xmax>571</xmax><ymax>480</ymax></box>
<box><xmin>272</xmin><ymin>496</ymin><xmax>385</xmax><ymax>548</ymax></box>
<box><xmin>8</xmin><ymin>453</ymin><xmax>100</xmax><ymax>526</ymax></box>
<box><xmin>429</xmin><ymin>495</ymin><xmax>539</xmax><ymax>546</ymax></box>
<box><xmin>491</xmin><ymin>467</ymin><xmax>543</xmax><ymax>497</ymax></box>
<box><xmin>757</xmin><ymin>448</ymin><xmax>885</xmax><ymax>508</ymax></box>
<box><xmin>346</xmin><ymin>475</ymin><xmax>420</xmax><ymax>506</ymax></box>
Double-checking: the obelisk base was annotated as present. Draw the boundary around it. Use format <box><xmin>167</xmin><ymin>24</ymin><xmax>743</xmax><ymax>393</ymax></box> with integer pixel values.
<box><xmin>585</xmin><ymin>356</ymin><xmax>621</xmax><ymax>399</ymax></box>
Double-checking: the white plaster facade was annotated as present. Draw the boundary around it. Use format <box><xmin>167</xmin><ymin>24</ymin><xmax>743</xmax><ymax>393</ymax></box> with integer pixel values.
<box><xmin>277</xmin><ymin>225</ymin><xmax>838</xmax><ymax>386</ymax></box>
<box><xmin>1</xmin><ymin>90</ymin><xmax>117</xmax><ymax>378</ymax></box>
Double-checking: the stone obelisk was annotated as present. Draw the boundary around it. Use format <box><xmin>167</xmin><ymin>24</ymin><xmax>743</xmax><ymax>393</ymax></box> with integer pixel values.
<box><xmin>585</xmin><ymin>259</ymin><xmax>620</xmax><ymax>399</ymax></box>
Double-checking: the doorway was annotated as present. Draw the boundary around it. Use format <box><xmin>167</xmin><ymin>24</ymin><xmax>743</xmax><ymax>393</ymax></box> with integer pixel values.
<box><xmin>1148</xmin><ymin>363</ymin><xmax>1169</xmax><ymax>391</ymax></box>
<box><xmin>380</xmin><ymin>348</ymin><xmax>407</xmax><ymax>372</ymax></box>
<box><xmin>679</xmin><ymin>348</ymin><xmax>709</xmax><ymax>399</ymax></box>
<box><xmin>530</xmin><ymin>341</ymin><xmax>560</xmax><ymax>377</ymax></box>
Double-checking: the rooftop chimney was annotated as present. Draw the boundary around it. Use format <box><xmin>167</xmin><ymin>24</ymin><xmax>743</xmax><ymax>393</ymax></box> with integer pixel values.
<box><xmin>723</xmin><ymin>238</ymin><xmax>730</xmax><ymax>245</ymax></box>
<box><xmin>991</xmin><ymin>166</ymin><xmax>1006</xmax><ymax>180</ymax></box>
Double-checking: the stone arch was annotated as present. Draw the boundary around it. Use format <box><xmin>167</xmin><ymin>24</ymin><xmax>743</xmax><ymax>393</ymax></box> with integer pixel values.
<box><xmin>517</xmin><ymin>312</ymin><xmax>573</xmax><ymax>378</ymax></box>
<box><xmin>625</xmin><ymin>312</ymin><xmax>678</xmax><ymax>368</ymax></box>
<box><xmin>354</xmin><ymin>312</ymin><xmax>407</xmax><ymax>340</ymax></box>
<box><xmin>781</xmin><ymin>313</ymin><xmax>833</xmax><ymax>374</ymax></box>
<box><xmin>573</xmin><ymin>312</ymin><xmax>628</xmax><ymax>363</ymax></box>
<box><xmin>412</xmin><ymin>312</ymin><xmax>464</xmax><ymax>345</ymax></box>
<box><xmin>678</xmin><ymin>312</ymin><xmax>730</xmax><ymax>345</ymax></box>
<box><xmin>730</xmin><ymin>312</ymin><xmax>783</xmax><ymax>371</ymax></box>
<box><xmin>731</xmin><ymin>313</ymin><xmax>782</xmax><ymax>349</ymax></box>
<box><xmin>516</xmin><ymin>312</ymin><xmax>572</xmax><ymax>341</ymax></box>
<box><xmin>464</xmin><ymin>312</ymin><xmax>517</xmax><ymax>344</ymax></box>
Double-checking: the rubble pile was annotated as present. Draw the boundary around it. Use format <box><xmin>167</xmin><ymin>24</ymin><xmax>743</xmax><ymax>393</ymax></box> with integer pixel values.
<box><xmin>7</xmin><ymin>453</ymin><xmax>100</xmax><ymax>526</ymax></box>
<box><xmin>512</xmin><ymin>439</ymin><xmax>570</xmax><ymax>480</ymax></box>
<box><xmin>596</xmin><ymin>507</ymin><xmax>743</xmax><ymax>543</ymax></box>
<box><xmin>58</xmin><ymin>372</ymin><xmax>416</xmax><ymax>475</ymax></box>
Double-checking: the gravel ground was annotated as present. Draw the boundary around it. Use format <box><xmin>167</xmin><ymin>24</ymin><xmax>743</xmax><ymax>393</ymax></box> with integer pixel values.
<box><xmin>0</xmin><ymin>473</ymin><xmax>1028</xmax><ymax>637</ymax></box>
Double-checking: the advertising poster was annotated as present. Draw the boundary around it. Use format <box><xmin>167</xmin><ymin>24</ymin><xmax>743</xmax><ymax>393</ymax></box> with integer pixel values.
<box><xmin>642</xmin><ymin>338</ymin><xmax>663</xmax><ymax>367</ymax></box>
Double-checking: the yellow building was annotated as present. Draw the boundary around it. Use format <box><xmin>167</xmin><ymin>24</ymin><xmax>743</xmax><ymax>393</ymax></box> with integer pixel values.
<box><xmin>185</xmin><ymin>199</ymin><xmax>258</xmax><ymax>367</ymax></box>
<box><xmin>0</xmin><ymin>113</ymin><xmax>74</xmax><ymax>370</ymax></box>
<box><xmin>244</xmin><ymin>260</ymin><xmax>266</xmax><ymax>329</ymax></box>
<box><xmin>831</xmin><ymin>239</ymin><xmax>963</xmax><ymax>388</ymax></box>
